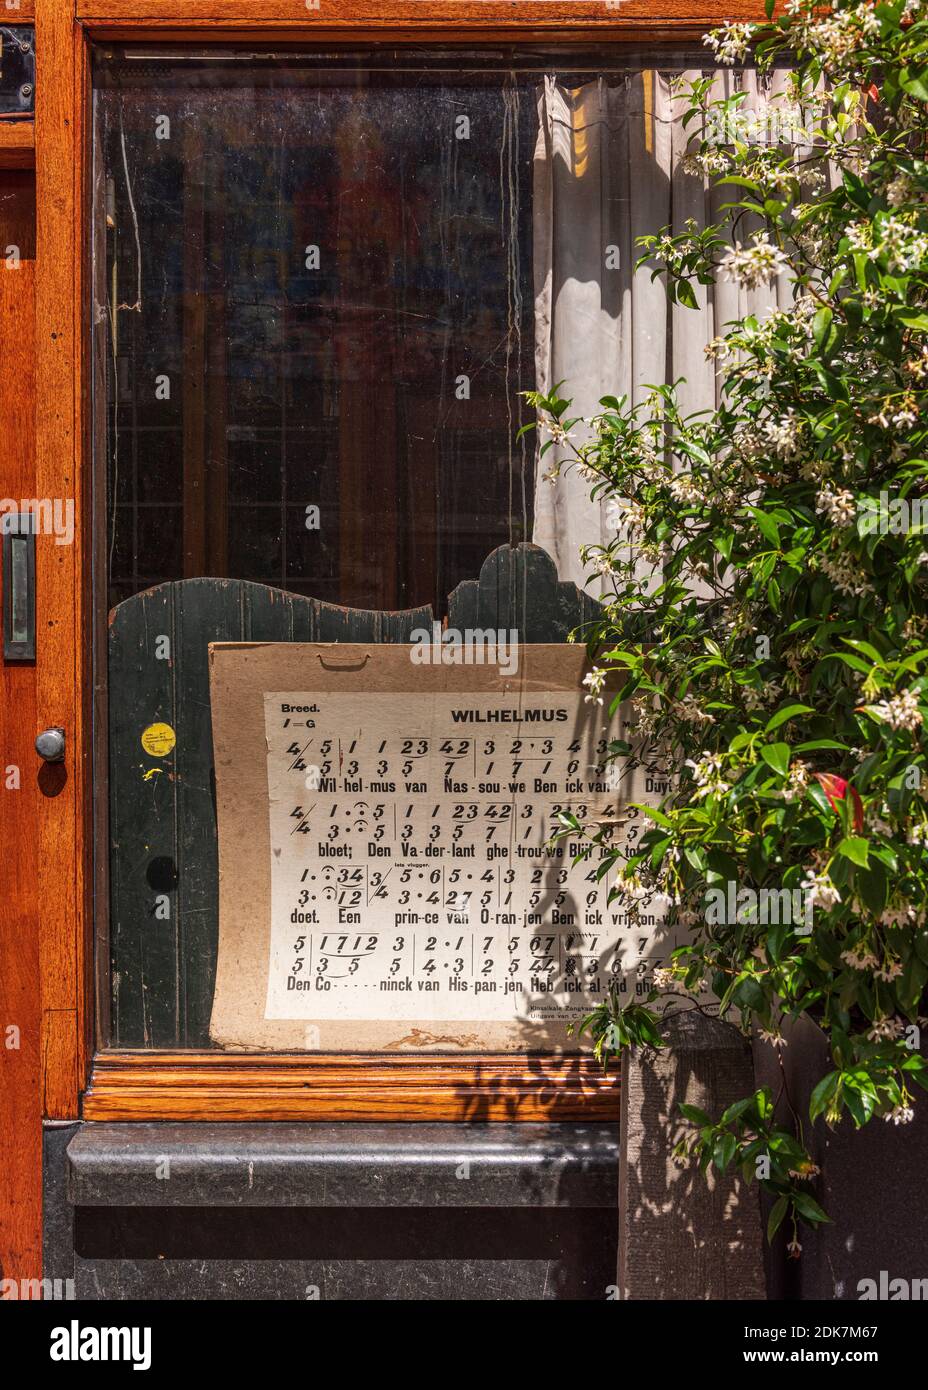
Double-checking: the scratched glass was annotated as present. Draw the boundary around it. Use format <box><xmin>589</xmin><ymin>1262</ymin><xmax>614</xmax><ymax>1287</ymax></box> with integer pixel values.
<box><xmin>94</xmin><ymin>49</ymin><xmax>544</xmax><ymax>615</ymax></box>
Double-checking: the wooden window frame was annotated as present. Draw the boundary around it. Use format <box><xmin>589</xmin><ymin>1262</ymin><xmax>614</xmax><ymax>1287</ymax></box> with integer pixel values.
<box><xmin>35</xmin><ymin>0</ymin><xmax>759</xmax><ymax>1124</ymax></box>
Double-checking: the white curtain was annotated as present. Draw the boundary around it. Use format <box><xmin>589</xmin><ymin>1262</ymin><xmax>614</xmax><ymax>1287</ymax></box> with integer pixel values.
<box><xmin>532</xmin><ymin>69</ymin><xmax>796</xmax><ymax>589</ymax></box>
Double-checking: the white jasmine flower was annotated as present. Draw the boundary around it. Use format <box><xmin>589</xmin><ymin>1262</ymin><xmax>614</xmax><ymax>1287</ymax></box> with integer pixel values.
<box><xmin>610</xmin><ymin>500</ymin><xmax>646</xmax><ymax>537</ymax></box>
<box><xmin>704</xmin><ymin>334</ymin><xmax>733</xmax><ymax>362</ymax></box>
<box><xmin>870</xmin><ymin>688</ymin><xmax>924</xmax><ymax>733</ymax></box>
<box><xmin>800</xmin><ymin>869</ymin><xmax>841</xmax><ymax>911</ymax></box>
<box><xmin>879</xmin><ymin>904</ymin><xmax>918</xmax><ymax>929</ymax></box>
<box><xmin>703</xmin><ymin>22</ymin><xmax>755</xmax><ymax>65</ymax></box>
<box><xmin>542</xmin><ymin>419</ymin><xmax>575</xmax><ymax>446</ymax></box>
<box><xmin>847</xmin><ymin>221</ymin><xmax>872</xmax><ymax>255</ymax></box>
<box><xmin>876</xmin><ymin>216</ymin><xmax>928</xmax><ymax>274</ymax></box>
<box><xmin>841</xmin><ymin>947</ymin><xmax>880</xmax><ymax>971</ymax></box>
<box><xmin>682</xmin><ymin>146</ymin><xmax>731</xmax><ymax>177</ymax></box>
<box><xmin>575</xmin><ymin>460</ymin><xmax>601</xmax><ymax>483</ymax></box>
<box><xmin>893</xmin><ymin>400</ymin><xmax>919</xmax><ymax>429</ymax></box>
<box><xmin>743</xmin><ymin>680</ymin><xmax>782</xmax><ymax>712</ymax></box>
<box><xmin>764</xmin><ymin>409</ymin><xmax>803</xmax><ymax>460</ymax></box>
<box><xmin>867</xmin><ymin>1017</ymin><xmax>905</xmax><ymax>1042</ymax></box>
<box><xmin>684</xmin><ymin>752</ymin><xmax>730</xmax><ymax>797</ymax></box>
<box><xmin>800</xmin><ymin>456</ymin><xmax>831</xmax><ymax>482</ymax></box>
<box><xmin>721</xmin><ymin>234</ymin><xmax>788</xmax><ymax>291</ymax></box>
<box><xmin>887</xmin><ymin>173</ymin><xmax>914</xmax><ymax>207</ymax></box>
<box><xmin>784</xmin><ymin>760</ymin><xmax>811</xmax><ymax>802</ymax></box>
<box><xmin>674</xmin><ymin>693</ymin><xmax>712</xmax><ymax>724</ymax></box>
<box><xmin>582</xmin><ymin>667</ymin><xmax>607</xmax><ymax>707</ymax></box>
<box><xmin>818</xmin><ymin>551</ymin><xmax>874</xmax><ymax>598</ymax></box>
<box><xmin>904</xmin><ymin>346</ymin><xmax>928</xmax><ymax>382</ymax></box>
<box><xmin>815</xmin><ymin>486</ymin><xmax>856</xmax><ymax>527</ymax></box>
<box><xmin>668</xmin><ymin>472</ymin><xmax>703</xmax><ymax>504</ymax></box>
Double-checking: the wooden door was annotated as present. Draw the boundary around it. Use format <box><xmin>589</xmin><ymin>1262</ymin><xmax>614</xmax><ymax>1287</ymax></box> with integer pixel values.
<box><xmin>0</xmin><ymin>167</ymin><xmax>39</xmax><ymax>1290</ymax></box>
<box><xmin>0</xmin><ymin>0</ymin><xmax>86</xmax><ymax>1290</ymax></box>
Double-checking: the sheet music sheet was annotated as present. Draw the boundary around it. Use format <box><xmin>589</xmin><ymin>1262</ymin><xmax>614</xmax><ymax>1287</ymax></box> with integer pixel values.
<box><xmin>208</xmin><ymin>644</ymin><xmax>676</xmax><ymax>1051</ymax></box>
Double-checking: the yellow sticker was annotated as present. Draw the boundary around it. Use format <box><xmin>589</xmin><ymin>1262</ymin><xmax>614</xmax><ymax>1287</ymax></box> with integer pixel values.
<box><xmin>141</xmin><ymin>722</ymin><xmax>176</xmax><ymax>758</ymax></box>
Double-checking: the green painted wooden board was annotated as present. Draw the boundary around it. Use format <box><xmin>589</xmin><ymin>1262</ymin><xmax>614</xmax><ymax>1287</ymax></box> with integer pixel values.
<box><xmin>107</xmin><ymin>544</ymin><xmax>595</xmax><ymax>1046</ymax></box>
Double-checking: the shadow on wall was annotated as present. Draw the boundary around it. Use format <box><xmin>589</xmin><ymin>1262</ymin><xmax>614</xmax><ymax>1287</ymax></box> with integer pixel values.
<box><xmin>620</xmin><ymin>1009</ymin><xmax>767</xmax><ymax>1301</ymax></box>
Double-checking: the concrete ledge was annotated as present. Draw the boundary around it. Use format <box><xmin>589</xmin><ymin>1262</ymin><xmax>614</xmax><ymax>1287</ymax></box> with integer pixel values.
<box><xmin>619</xmin><ymin>1010</ymin><xmax>766</xmax><ymax>1300</ymax></box>
<box><xmin>67</xmin><ymin>1122</ymin><xmax>619</xmax><ymax>1210</ymax></box>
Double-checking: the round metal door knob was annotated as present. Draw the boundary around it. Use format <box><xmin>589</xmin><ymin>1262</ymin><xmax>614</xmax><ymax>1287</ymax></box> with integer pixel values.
<box><xmin>35</xmin><ymin>727</ymin><xmax>66</xmax><ymax>762</ymax></box>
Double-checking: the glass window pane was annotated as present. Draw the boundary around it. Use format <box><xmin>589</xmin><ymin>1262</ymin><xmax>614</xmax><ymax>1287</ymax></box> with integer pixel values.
<box><xmin>95</xmin><ymin>49</ymin><xmax>546</xmax><ymax>613</ymax></box>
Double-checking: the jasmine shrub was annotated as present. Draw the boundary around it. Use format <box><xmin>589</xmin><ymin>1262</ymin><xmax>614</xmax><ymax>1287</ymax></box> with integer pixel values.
<box><xmin>527</xmin><ymin>0</ymin><xmax>928</xmax><ymax>1254</ymax></box>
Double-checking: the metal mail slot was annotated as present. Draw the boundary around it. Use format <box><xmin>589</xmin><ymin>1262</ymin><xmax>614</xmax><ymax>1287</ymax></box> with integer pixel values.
<box><xmin>2</xmin><ymin>511</ymin><xmax>36</xmax><ymax>661</ymax></box>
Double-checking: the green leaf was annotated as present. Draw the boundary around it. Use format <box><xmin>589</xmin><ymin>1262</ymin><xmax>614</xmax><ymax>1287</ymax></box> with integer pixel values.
<box><xmin>836</xmin><ymin>836</ymin><xmax>870</xmax><ymax>867</ymax></box>
<box><xmin>809</xmin><ymin>1070</ymin><xmax>840</xmax><ymax>1122</ymax></box>
<box><xmin>650</xmin><ymin>836</ymin><xmax>673</xmax><ymax>871</ymax></box>
<box><xmin>826</xmin><ymin>651</ymin><xmax>873</xmax><ymax>675</ymax></box>
<box><xmin>812</xmin><ymin>306</ymin><xmax>834</xmax><ymax>352</ymax></box>
<box><xmin>760</xmin><ymin>742</ymin><xmax>791</xmax><ymax>778</ymax></box>
<box><xmin>857</xmin><ymin>862</ymin><xmax>889</xmax><ymax>914</ymax></box>
<box><xmin>679</xmin><ymin>1103</ymin><xmax>712</xmax><ymax>1127</ymax></box>
<box><xmin>732</xmin><ymin>973</ymin><xmax>767</xmax><ymax>1011</ymax></box>
<box><xmin>765</xmin><ymin>704</ymin><xmax>814</xmax><ymax>734</ymax></box>
<box><xmin>767</xmin><ymin>1195</ymin><xmax>789</xmax><ymax>1242</ymax></box>
<box><xmin>900</xmin><ymin>66</ymin><xmax>928</xmax><ymax>103</ymax></box>
<box><xmin>749</xmin><ymin>507</ymin><xmax>781</xmax><ymax>548</ymax></box>
<box><xmin>841</xmin><ymin>638</ymin><xmax>885</xmax><ymax>666</ymax></box>
<box><xmin>714</xmin><ymin>1133</ymin><xmax>738</xmax><ymax>1172</ymax></box>
<box><xmin>792</xmin><ymin>1191</ymin><xmax>831</xmax><ymax>1226</ymax></box>
<box><xmin>767</xmin><ymin>919</ymin><xmax>791</xmax><ymax>964</ymax></box>
<box><xmin>720</xmin><ymin>1096</ymin><xmax>755</xmax><ymax>1126</ymax></box>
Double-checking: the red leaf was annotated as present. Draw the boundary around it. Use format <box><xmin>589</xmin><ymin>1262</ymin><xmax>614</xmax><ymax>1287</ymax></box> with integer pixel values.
<box><xmin>814</xmin><ymin>773</ymin><xmax>864</xmax><ymax>832</ymax></box>
<box><xmin>815</xmin><ymin>773</ymin><xmax>847</xmax><ymax>812</ymax></box>
<box><xmin>849</xmin><ymin>786</ymin><xmax>864</xmax><ymax>834</ymax></box>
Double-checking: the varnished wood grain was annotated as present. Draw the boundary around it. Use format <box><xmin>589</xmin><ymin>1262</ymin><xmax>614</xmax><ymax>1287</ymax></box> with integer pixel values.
<box><xmin>76</xmin><ymin>0</ymin><xmax>766</xmax><ymax>27</ymax></box>
<box><xmin>35</xmin><ymin>1</ymin><xmax>91</xmax><ymax>1119</ymax></box>
<box><xmin>83</xmin><ymin>1051</ymin><xmax>620</xmax><ymax>1120</ymax></box>
<box><xmin>0</xmin><ymin>171</ymin><xmax>39</xmax><ymax>1287</ymax></box>
<box><xmin>0</xmin><ymin>124</ymin><xmax>36</xmax><ymax>171</ymax></box>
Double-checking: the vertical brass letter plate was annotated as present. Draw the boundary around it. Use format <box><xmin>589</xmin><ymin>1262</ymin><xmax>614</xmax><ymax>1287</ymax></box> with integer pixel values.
<box><xmin>2</xmin><ymin>511</ymin><xmax>36</xmax><ymax>661</ymax></box>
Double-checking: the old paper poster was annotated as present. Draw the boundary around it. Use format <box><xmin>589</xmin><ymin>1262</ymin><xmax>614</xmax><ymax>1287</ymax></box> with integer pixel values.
<box><xmin>208</xmin><ymin>643</ymin><xmax>675</xmax><ymax>1051</ymax></box>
